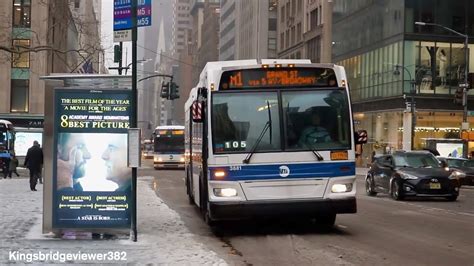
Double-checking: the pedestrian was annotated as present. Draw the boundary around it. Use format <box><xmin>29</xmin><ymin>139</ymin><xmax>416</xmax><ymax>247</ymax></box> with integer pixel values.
<box><xmin>24</xmin><ymin>140</ymin><xmax>43</xmax><ymax>191</ymax></box>
<box><xmin>2</xmin><ymin>155</ymin><xmax>10</xmax><ymax>179</ymax></box>
<box><xmin>8</xmin><ymin>152</ymin><xmax>20</xmax><ymax>178</ymax></box>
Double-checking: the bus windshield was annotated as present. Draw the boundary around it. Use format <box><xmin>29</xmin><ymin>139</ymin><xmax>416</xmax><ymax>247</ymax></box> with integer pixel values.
<box><xmin>154</xmin><ymin>131</ymin><xmax>184</xmax><ymax>154</ymax></box>
<box><xmin>211</xmin><ymin>89</ymin><xmax>351</xmax><ymax>153</ymax></box>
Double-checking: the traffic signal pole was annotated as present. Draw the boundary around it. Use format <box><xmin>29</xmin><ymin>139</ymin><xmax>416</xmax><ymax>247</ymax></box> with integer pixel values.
<box><xmin>131</xmin><ymin>0</ymin><xmax>138</xmax><ymax>242</ymax></box>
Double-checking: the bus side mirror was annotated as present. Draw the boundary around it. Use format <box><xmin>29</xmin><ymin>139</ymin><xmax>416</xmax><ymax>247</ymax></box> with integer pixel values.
<box><xmin>192</xmin><ymin>101</ymin><xmax>204</xmax><ymax>123</ymax></box>
<box><xmin>355</xmin><ymin>130</ymin><xmax>368</xmax><ymax>144</ymax></box>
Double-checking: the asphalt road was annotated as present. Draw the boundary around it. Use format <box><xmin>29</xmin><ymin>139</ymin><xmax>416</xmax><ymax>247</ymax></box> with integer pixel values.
<box><xmin>139</xmin><ymin>159</ymin><xmax>474</xmax><ymax>266</ymax></box>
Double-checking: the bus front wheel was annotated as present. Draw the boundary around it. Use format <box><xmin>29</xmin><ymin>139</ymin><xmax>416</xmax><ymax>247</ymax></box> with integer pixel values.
<box><xmin>199</xmin><ymin>174</ymin><xmax>213</xmax><ymax>225</ymax></box>
<box><xmin>185</xmin><ymin>167</ymin><xmax>194</xmax><ymax>205</ymax></box>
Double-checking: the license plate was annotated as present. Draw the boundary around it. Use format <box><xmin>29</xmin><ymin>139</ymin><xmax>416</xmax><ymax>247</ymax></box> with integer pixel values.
<box><xmin>429</xmin><ymin>182</ymin><xmax>441</xmax><ymax>189</ymax></box>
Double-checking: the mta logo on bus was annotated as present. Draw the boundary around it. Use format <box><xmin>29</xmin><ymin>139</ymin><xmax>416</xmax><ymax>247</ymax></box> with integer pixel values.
<box><xmin>279</xmin><ymin>166</ymin><xmax>290</xmax><ymax>177</ymax></box>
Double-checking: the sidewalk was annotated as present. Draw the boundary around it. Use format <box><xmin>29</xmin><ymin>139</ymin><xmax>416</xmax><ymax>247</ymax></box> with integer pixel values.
<box><xmin>0</xmin><ymin>176</ymin><xmax>226</xmax><ymax>265</ymax></box>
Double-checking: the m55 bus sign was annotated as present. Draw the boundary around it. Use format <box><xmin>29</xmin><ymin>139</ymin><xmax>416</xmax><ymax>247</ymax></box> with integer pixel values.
<box><xmin>114</xmin><ymin>0</ymin><xmax>152</xmax><ymax>31</ymax></box>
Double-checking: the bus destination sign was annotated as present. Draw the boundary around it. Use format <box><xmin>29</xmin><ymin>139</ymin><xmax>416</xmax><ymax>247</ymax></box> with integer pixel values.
<box><xmin>220</xmin><ymin>68</ymin><xmax>336</xmax><ymax>90</ymax></box>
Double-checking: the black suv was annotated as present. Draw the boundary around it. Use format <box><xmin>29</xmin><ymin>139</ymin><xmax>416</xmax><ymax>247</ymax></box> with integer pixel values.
<box><xmin>366</xmin><ymin>151</ymin><xmax>461</xmax><ymax>201</ymax></box>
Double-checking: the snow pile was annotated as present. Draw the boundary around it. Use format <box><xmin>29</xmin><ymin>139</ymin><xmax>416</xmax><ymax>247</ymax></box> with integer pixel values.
<box><xmin>0</xmin><ymin>176</ymin><xmax>227</xmax><ymax>265</ymax></box>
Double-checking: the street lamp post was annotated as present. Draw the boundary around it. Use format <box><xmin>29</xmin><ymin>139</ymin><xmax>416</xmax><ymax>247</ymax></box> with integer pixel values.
<box><xmin>415</xmin><ymin>21</ymin><xmax>470</xmax><ymax>129</ymax></box>
<box><xmin>394</xmin><ymin>65</ymin><xmax>416</xmax><ymax>150</ymax></box>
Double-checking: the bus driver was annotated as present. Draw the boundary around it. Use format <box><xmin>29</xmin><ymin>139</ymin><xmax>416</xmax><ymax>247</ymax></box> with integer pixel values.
<box><xmin>298</xmin><ymin>111</ymin><xmax>332</xmax><ymax>148</ymax></box>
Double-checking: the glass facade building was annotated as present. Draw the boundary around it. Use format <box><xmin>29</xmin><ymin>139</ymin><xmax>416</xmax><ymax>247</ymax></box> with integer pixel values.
<box><xmin>333</xmin><ymin>0</ymin><xmax>474</xmax><ymax>164</ymax></box>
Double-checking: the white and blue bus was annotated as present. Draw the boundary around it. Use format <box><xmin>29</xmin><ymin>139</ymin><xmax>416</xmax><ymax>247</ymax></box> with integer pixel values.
<box><xmin>0</xmin><ymin>119</ymin><xmax>15</xmax><ymax>174</ymax></box>
<box><xmin>184</xmin><ymin>60</ymin><xmax>358</xmax><ymax>227</ymax></box>
<box><xmin>153</xmin><ymin>125</ymin><xmax>185</xmax><ymax>169</ymax></box>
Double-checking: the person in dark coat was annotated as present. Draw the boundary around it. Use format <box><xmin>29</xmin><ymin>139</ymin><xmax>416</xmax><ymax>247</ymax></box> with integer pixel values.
<box><xmin>8</xmin><ymin>152</ymin><xmax>20</xmax><ymax>178</ymax></box>
<box><xmin>24</xmin><ymin>140</ymin><xmax>43</xmax><ymax>191</ymax></box>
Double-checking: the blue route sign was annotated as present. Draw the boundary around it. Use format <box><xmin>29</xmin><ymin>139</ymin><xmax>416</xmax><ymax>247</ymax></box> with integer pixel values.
<box><xmin>114</xmin><ymin>0</ymin><xmax>152</xmax><ymax>31</ymax></box>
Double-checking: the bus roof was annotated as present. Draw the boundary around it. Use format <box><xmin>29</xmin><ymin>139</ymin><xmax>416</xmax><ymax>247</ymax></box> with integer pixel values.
<box><xmin>154</xmin><ymin>125</ymin><xmax>185</xmax><ymax>130</ymax></box>
<box><xmin>0</xmin><ymin>120</ymin><xmax>14</xmax><ymax>130</ymax></box>
<box><xmin>0</xmin><ymin>120</ymin><xmax>13</xmax><ymax>126</ymax></box>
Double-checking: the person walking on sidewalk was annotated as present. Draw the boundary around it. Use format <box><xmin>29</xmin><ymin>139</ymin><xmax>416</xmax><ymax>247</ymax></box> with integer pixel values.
<box><xmin>2</xmin><ymin>153</ymin><xmax>11</xmax><ymax>179</ymax></box>
<box><xmin>24</xmin><ymin>140</ymin><xmax>43</xmax><ymax>191</ymax></box>
<box><xmin>8</xmin><ymin>152</ymin><xmax>20</xmax><ymax>178</ymax></box>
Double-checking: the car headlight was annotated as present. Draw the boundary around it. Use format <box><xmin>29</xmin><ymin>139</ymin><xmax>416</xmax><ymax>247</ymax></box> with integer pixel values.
<box><xmin>399</xmin><ymin>172</ymin><xmax>418</xmax><ymax>180</ymax></box>
<box><xmin>449</xmin><ymin>171</ymin><xmax>466</xmax><ymax>179</ymax></box>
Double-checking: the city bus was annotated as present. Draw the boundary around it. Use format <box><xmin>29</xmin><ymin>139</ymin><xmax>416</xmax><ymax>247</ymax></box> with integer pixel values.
<box><xmin>184</xmin><ymin>59</ymin><xmax>359</xmax><ymax>227</ymax></box>
<box><xmin>0</xmin><ymin>120</ymin><xmax>15</xmax><ymax>174</ymax></box>
<box><xmin>153</xmin><ymin>125</ymin><xmax>185</xmax><ymax>169</ymax></box>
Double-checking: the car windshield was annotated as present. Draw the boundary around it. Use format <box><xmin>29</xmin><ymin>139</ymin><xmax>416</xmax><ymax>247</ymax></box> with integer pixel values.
<box><xmin>393</xmin><ymin>153</ymin><xmax>440</xmax><ymax>168</ymax></box>
<box><xmin>446</xmin><ymin>158</ymin><xmax>466</xmax><ymax>167</ymax></box>
<box><xmin>463</xmin><ymin>160</ymin><xmax>474</xmax><ymax>167</ymax></box>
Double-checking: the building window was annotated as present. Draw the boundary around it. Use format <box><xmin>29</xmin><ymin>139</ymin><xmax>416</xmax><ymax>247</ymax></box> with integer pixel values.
<box><xmin>13</xmin><ymin>0</ymin><xmax>31</xmax><ymax>27</ymax></box>
<box><xmin>280</xmin><ymin>32</ymin><xmax>285</xmax><ymax>50</ymax></box>
<box><xmin>10</xmin><ymin>79</ymin><xmax>29</xmax><ymax>113</ymax></box>
<box><xmin>281</xmin><ymin>6</ymin><xmax>285</xmax><ymax>22</ymax></box>
<box><xmin>12</xmin><ymin>39</ymin><xmax>30</xmax><ymax>68</ymax></box>
<box><xmin>310</xmin><ymin>8</ymin><xmax>318</xmax><ymax>30</ymax></box>
<box><xmin>269</xmin><ymin>18</ymin><xmax>277</xmax><ymax>31</ymax></box>
<box><xmin>74</xmin><ymin>0</ymin><xmax>80</xmax><ymax>9</ymax></box>
<box><xmin>297</xmin><ymin>23</ymin><xmax>302</xmax><ymax>42</ymax></box>
<box><xmin>308</xmin><ymin>36</ymin><xmax>321</xmax><ymax>63</ymax></box>
<box><xmin>291</xmin><ymin>26</ymin><xmax>295</xmax><ymax>46</ymax></box>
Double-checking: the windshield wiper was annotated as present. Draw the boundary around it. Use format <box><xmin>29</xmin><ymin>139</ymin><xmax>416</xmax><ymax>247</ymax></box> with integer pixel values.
<box><xmin>302</xmin><ymin>141</ymin><xmax>324</xmax><ymax>161</ymax></box>
<box><xmin>243</xmin><ymin>101</ymin><xmax>272</xmax><ymax>164</ymax></box>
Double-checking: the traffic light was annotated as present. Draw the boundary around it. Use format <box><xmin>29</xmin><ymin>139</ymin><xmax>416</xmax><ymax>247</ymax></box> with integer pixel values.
<box><xmin>160</xmin><ymin>82</ymin><xmax>170</xmax><ymax>99</ymax></box>
<box><xmin>169</xmin><ymin>82</ymin><xmax>180</xmax><ymax>100</ymax></box>
<box><xmin>454</xmin><ymin>88</ymin><xmax>463</xmax><ymax>104</ymax></box>
<box><xmin>113</xmin><ymin>45</ymin><xmax>122</xmax><ymax>63</ymax></box>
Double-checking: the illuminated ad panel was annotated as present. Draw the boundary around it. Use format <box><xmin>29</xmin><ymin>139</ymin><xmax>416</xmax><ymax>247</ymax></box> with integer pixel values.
<box><xmin>53</xmin><ymin>89</ymin><xmax>132</xmax><ymax>228</ymax></box>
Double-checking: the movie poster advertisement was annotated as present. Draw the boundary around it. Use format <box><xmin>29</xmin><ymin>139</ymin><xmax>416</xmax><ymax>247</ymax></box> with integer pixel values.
<box><xmin>53</xmin><ymin>89</ymin><xmax>132</xmax><ymax>228</ymax></box>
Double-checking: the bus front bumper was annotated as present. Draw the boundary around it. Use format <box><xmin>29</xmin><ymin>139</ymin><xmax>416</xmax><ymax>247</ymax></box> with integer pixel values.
<box><xmin>154</xmin><ymin>162</ymin><xmax>185</xmax><ymax>169</ymax></box>
<box><xmin>208</xmin><ymin>198</ymin><xmax>356</xmax><ymax>221</ymax></box>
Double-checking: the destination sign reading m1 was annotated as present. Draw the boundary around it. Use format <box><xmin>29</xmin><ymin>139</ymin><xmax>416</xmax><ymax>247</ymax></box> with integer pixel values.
<box><xmin>219</xmin><ymin>68</ymin><xmax>337</xmax><ymax>89</ymax></box>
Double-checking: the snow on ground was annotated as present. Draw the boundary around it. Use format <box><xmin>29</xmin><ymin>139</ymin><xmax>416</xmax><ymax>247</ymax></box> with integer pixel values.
<box><xmin>0</xmin><ymin>175</ymin><xmax>227</xmax><ymax>265</ymax></box>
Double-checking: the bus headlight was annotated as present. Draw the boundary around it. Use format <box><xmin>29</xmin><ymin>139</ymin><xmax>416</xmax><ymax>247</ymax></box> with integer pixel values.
<box><xmin>213</xmin><ymin>188</ymin><xmax>237</xmax><ymax>197</ymax></box>
<box><xmin>331</xmin><ymin>183</ymin><xmax>353</xmax><ymax>193</ymax></box>
<box><xmin>180</xmin><ymin>157</ymin><xmax>185</xmax><ymax>162</ymax></box>
<box><xmin>154</xmin><ymin>157</ymin><xmax>163</xmax><ymax>162</ymax></box>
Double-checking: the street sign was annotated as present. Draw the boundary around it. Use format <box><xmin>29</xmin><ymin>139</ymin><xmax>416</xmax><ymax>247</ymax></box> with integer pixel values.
<box><xmin>114</xmin><ymin>0</ymin><xmax>152</xmax><ymax>31</ymax></box>
<box><xmin>114</xmin><ymin>29</ymin><xmax>132</xmax><ymax>42</ymax></box>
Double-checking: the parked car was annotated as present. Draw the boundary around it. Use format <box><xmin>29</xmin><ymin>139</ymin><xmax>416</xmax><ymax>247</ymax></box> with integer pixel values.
<box><xmin>366</xmin><ymin>151</ymin><xmax>461</xmax><ymax>201</ymax></box>
<box><xmin>437</xmin><ymin>157</ymin><xmax>474</xmax><ymax>186</ymax></box>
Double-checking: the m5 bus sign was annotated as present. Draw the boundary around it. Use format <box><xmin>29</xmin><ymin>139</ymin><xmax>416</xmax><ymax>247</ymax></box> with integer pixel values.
<box><xmin>114</xmin><ymin>0</ymin><xmax>152</xmax><ymax>31</ymax></box>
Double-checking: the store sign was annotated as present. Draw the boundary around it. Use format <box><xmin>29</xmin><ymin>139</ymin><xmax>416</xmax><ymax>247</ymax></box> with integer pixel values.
<box><xmin>53</xmin><ymin>89</ymin><xmax>132</xmax><ymax>228</ymax></box>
